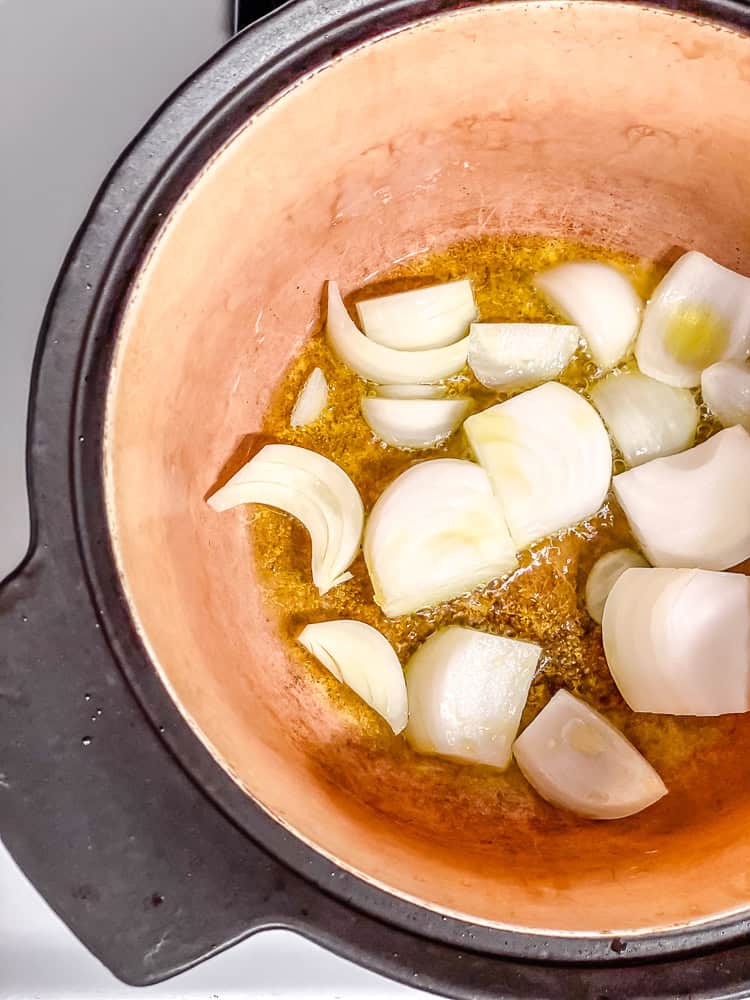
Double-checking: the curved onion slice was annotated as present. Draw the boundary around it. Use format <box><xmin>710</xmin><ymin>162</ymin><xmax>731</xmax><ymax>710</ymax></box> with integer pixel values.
<box><xmin>361</xmin><ymin>397</ymin><xmax>470</xmax><ymax>449</ymax></box>
<box><xmin>207</xmin><ymin>444</ymin><xmax>363</xmax><ymax>594</ymax></box>
<box><xmin>298</xmin><ymin>620</ymin><xmax>408</xmax><ymax>734</ymax></box>
<box><xmin>513</xmin><ymin>690</ymin><xmax>667</xmax><ymax>819</ymax></box>
<box><xmin>535</xmin><ymin>262</ymin><xmax>642</xmax><ymax>370</ymax></box>
<box><xmin>635</xmin><ymin>251</ymin><xmax>750</xmax><ymax>388</ymax></box>
<box><xmin>290</xmin><ymin>367</ymin><xmax>328</xmax><ymax>427</ymax></box>
<box><xmin>468</xmin><ymin>323</ymin><xmax>579</xmax><ymax>390</ymax></box>
<box><xmin>590</xmin><ymin>369</ymin><xmax>698</xmax><ymax>467</ymax></box>
<box><xmin>364</xmin><ymin>459</ymin><xmax>517</xmax><ymax>617</ymax></box>
<box><xmin>702</xmin><ymin>360</ymin><xmax>750</xmax><ymax>432</ymax></box>
<box><xmin>355</xmin><ymin>280</ymin><xmax>477</xmax><ymax>350</ymax></box>
<box><xmin>585</xmin><ymin>548</ymin><xmax>648</xmax><ymax>624</ymax></box>
<box><xmin>613</xmin><ymin>425</ymin><xmax>750</xmax><ymax>569</ymax></box>
<box><xmin>602</xmin><ymin>567</ymin><xmax>750</xmax><ymax>715</ymax></box>
<box><xmin>405</xmin><ymin>626</ymin><xmax>541</xmax><ymax>769</ymax></box>
<box><xmin>326</xmin><ymin>282</ymin><xmax>468</xmax><ymax>384</ymax></box>
<box><xmin>464</xmin><ymin>382</ymin><xmax>612</xmax><ymax>549</ymax></box>
<box><xmin>376</xmin><ymin>383</ymin><xmax>447</xmax><ymax>399</ymax></box>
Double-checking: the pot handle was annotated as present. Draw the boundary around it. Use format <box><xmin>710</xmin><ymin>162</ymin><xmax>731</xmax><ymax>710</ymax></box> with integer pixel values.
<box><xmin>0</xmin><ymin>547</ymin><xmax>316</xmax><ymax>985</ymax></box>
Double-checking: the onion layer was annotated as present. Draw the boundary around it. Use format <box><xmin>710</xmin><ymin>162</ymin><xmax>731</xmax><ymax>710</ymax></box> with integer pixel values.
<box><xmin>364</xmin><ymin>458</ymin><xmax>517</xmax><ymax>617</ymax></box>
<box><xmin>376</xmin><ymin>384</ymin><xmax>447</xmax><ymax>399</ymax></box>
<box><xmin>635</xmin><ymin>251</ymin><xmax>750</xmax><ymax>388</ymax></box>
<box><xmin>613</xmin><ymin>425</ymin><xmax>750</xmax><ymax>570</ymax></box>
<box><xmin>535</xmin><ymin>262</ymin><xmax>642</xmax><ymax>370</ymax></box>
<box><xmin>701</xmin><ymin>360</ymin><xmax>750</xmax><ymax>432</ymax></box>
<box><xmin>290</xmin><ymin>367</ymin><xmax>328</xmax><ymax>427</ymax></box>
<box><xmin>298</xmin><ymin>620</ymin><xmax>408</xmax><ymax>733</ymax></box>
<box><xmin>356</xmin><ymin>279</ymin><xmax>477</xmax><ymax>350</ymax></box>
<box><xmin>468</xmin><ymin>322</ymin><xmax>579</xmax><ymax>390</ymax></box>
<box><xmin>513</xmin><ymin>689</ymin><xmax>667</xmax><ymax>819</ymax></box>
<box><xmin>464</xmin><ymin>382</ymin><xmax>612</xmax><ymax>549</ymax></box>
<box><xmin>405</xmin><ymin>626</ymin><xmax>541</xmax><ymax>769</ymax></box>
<box><xmin>602</xmin><ymin>567</ymin><xmax>750</xmax><ymax>716</ymax></box>
<box><xmin>207</xmin><ymin>444</ymin><xmax>364</xmax><ymax>594</ymax></box>
<box><xmin>585</xmin><ymin>548</ymin><xmax>648</xmax><ymax>624</ymax></box>
<box><xmin>326</xmin><ymin>282</ymin><xmax>468</xmax><ymax>384</ymax></box>
<box><xmin>361</xmin><ymin>397</ymin><xmax>470</xmax><ymax>449</ymax></box>
<box><xmin>590</xmin><ymin>369</ymin><xmax>698</xmax><ymax>467</ymax></box>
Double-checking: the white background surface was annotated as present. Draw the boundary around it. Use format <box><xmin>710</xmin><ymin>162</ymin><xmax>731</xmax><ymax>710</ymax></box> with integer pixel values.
<box><xmin>0</xmin><ymin>1</ymin><xmax>420</xmax><ymax>996</ymax></box>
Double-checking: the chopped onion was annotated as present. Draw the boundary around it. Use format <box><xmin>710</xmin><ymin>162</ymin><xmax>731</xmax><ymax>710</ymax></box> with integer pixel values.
<box><xmin>464</xmin><ymin>382</ymin><xmax>612</xmax><ymax>549</ymax></box>
<box><xmin>405</xmin><ymin>626</ymin><xmax>541</xmax><ymax>769</ymax></box>
<box><xmin>585</xmin><ymin>548</ymin><xmax>648</xmax><ymax>624</ymax></box>
<box><xmin>613</xmin><ymin>425</ymin><xmax>750</xmax><ymax>570</ymax></box>
<box><xmin>468</xmin><ymin>323</ymin><xmax>579</xmax><ymax>390</ymax></box>
<box><xmin>701</xmin><ymin>360</ymin><xmax>750</xmax><ymax>432</ymax></box>
<box><xmin>590</xmin><ymin>369</ymin><xmax>698</xmax><ymax>467</ymax></box>
<box><xmin>364</xmin><ymin>458</ymin><xmax>517</xmax><ymax>617</ymax></box>
<box><xmin>298</xmin><ymin>620</ymin><xmax>408</xmax><ymax>733</ymax></box>
<box><xmin>513</xmin><ymin>689</ymin><xmax>667</xmax><ymax>819</ymax></box>
<box><xmin>635</xmin><ymin>251</ymin><xmax>750</xmax><ymax>388</ymax></box>
<box><xmin>207</xmin><ymin>443</ymin><xmax>363</xmax><ymax>594</ymax></box>
<box><xmin>290</xmin><ymin>367</ymin><xmax>328</xmax><ymax>427</ymax></box>
<box><xmin>326</xmin><ymin>282</ymin><xmax>468</xmax><ymax>384</ymax></box>
<box><xmin>602</xmin><ymin>567</ymin><xmax>750</xmax><ymax>715</ymax></box>
<box><xmin>376</xmin><ymin>384</ymin><xmax>447</xmax><ymax>399</ymax></box>
<box><xmin>355</xmin><ymin>280</ymin><xmax>477</xmax><ymax>350</ymax></box>
<box><xmin>361</xmin><ymin>397</ymin><xmax>470</xmax><ymax>449</ymax></box>
<box><xmin>535</xmin><ymin>261</ymin><xmax>642</xmax><ymax>370</ymax></box>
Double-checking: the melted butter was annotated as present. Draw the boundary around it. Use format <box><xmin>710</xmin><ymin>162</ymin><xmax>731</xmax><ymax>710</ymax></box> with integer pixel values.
<box><xmin>664</xmin><ymin>303</ymin><xmax>729</xmax><ymax>368</ymax></box>
<box><xmin>248</xmin><ymin>233</ymin><xmax>728</xmax><ymax>782</ymax></box>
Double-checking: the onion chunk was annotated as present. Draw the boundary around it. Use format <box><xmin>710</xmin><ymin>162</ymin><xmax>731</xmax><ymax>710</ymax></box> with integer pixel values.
<box><xmin>290</xmin><ymin>367</ymin><xmax>328</xmax><ymax>427</ymax></box>
<box><xmin>590</xmin><ymin>369</ymin><xmax>698</xmax><ymax>467</ymax></box>
<box><xmin>464</xmin><ymin>382</ymin><xmax>612</xmax><ymax>549</ymax></box>
<box><xmin>468</xmin><ymin>323</ymin><xmax>579</xmax><ymax>390</ymax></box>
<box><xmin>635</xmin><ymin>251</ymin><xmax>750</xmax><ymax>388</ymax></box>
<box><xmin>207</xmin><ymin>444</ymin><xmax>363</xmax><ymax>594</ymax></box>
<box><xmin>356</xmin><ymin>280</ymin><xmax>477</xmax><ymax>350</ymax></box>
<box><xmin>298</xmin><ymin>620</ymin><xmax>408</xmax><ymax>733</ymax></box>
<box><xmin>405</xmin><ymin>626</ymin><xmax>541</xmax><ymax>769</ymax></box>
<box><xmin>613</xmin><ymin>425</ymin><xmax>750</xmax><ymax>570</ymax></box>
<box><xmin>326</xmin><ymin>282</ymin><xmax>468</xmax><ymax>384</ymax></box>
<box><xmin>535</xmin><ymin>262</ymin><xmax>642</xmax><ymax>370</ymax></box>
<box><xmin>361</xmin><ymin>397</ymin><xmax>470</xmax><ymax>449</ymax></box>
<box><xmin>585</xmin><ymin>548</ymin><xmax>648</xmax><ymax>624</ymax></box>
<box><xmin>513</xmin><ymin>690</ymin><xmax>667</xmax><ymax>819</ymax></box>
<box><xmin>701</xmin><ymin>360</ymin><xmax>750</xmax><ymax>432</ymax></box>
<box><xmin>376</xmin><ymin>383</ymin><xmax>447</xmax><ymax>399</ymax></box>
<box><xmin>602</xmin><ymin>567</ymin><xmax>750</xmax><ymax>715</ymax></box>
<box><xmin>364</xmin><ymin>459</ymin><xmax>517</xmax><ymax>617</ymax></box>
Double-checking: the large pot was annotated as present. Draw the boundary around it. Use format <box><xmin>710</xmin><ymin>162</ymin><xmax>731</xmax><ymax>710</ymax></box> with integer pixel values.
<box><xmin>4</xmin><ymin>1</ymin><xmax>750</xmax><ymax>995</ymax></box>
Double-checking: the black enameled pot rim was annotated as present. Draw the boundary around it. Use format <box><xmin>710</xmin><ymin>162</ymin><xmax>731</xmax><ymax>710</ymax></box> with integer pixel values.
<box><xmin>5</xmin><ymin>0</ymin><xmax>750</xmax><ymax>994</ymax></box>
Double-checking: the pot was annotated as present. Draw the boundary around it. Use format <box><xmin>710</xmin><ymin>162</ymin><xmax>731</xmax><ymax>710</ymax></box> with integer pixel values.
<box><xmin>3</xmin><ymin>1</ymin><xmax>750</xmax><ymax>995</ymax></box>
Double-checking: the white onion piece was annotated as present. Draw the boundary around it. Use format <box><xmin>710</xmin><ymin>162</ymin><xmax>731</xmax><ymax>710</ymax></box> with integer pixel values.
<box><xmin>464</xmin><ymin>382</ymin><xmax>612</xmax><ymax>549</ymax></box>
<box><xmin>702</xmin><ymin>360</ymin><xmax>750</xmax><ymax>431</ymax></box>
<box><xmin>635</xmin><ymin>252</ymin><xmax>750</xmax><ymax>388</ymax></box>
<box><xmin>326</xmin><ymin>282</ymin><xmax>468</xmax><ymax>384</ymax></box>
<box><xmin>298</xmin><ymin>620</ymin><xmax>408</xmax><ymax>734</ymax></box>
<box><xmin>585</xmin><ymin>548</ymin><xmax>648</xmax><ymax>624</ymax></box>
<box><xmin>364</xmin><ymin>459</ymin><xmax>517</xmax><ymax>617</ymax></box>
<box><xmin>361</xmin><ymin>397</ymin><xmax>470</xmax><ymax>449</ymax></box>
<box><xmin>602</xmin><ymin>567</ymin><xmax>750</xmax><ymax>715</ymax></box>
<box><xmin>405</xmin><ymin>626</ymin><xmax>541</xmax><ymax>769</ymax></box>
<box><xmin>613</xmin><ymin>425</ymin><xmax>750</xmax><ymax>569</ymax></box>
<box><xmin>290</xmin><ymin>367</ymin><xmax>328</xmax><ymax>427</ymax></box>
<box><xmin>207</xmin><ymin>444</ymin><xmax>363</xmax><ymax>594</ymax></box>
<box><xmin>355</xmin><ymin>280</ymin><xmax>477</xmax><ymax>350</ymax></box>
<box><xmin>468</xmin><ymin>323</ymin><xmax>579</xmax><ymax>390</ymax></box>
<box><xmin>590</xmin><ymin>370</ymin><xmax>698</xmax><ymax>467</ymax></box>
<box><xmin>377</xmin><ymin>384</ymin><xmax>447</xmax><ymax>399</ymax></box>
<box><xmin>535</xmin><ymin>262</ymin><xmax>642</xmax><ymax>370</ymax></box>
<box><xmin>513</xmin><ymin>690</ymin><xmax>666</xmax><ymax>819</ymax></box>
